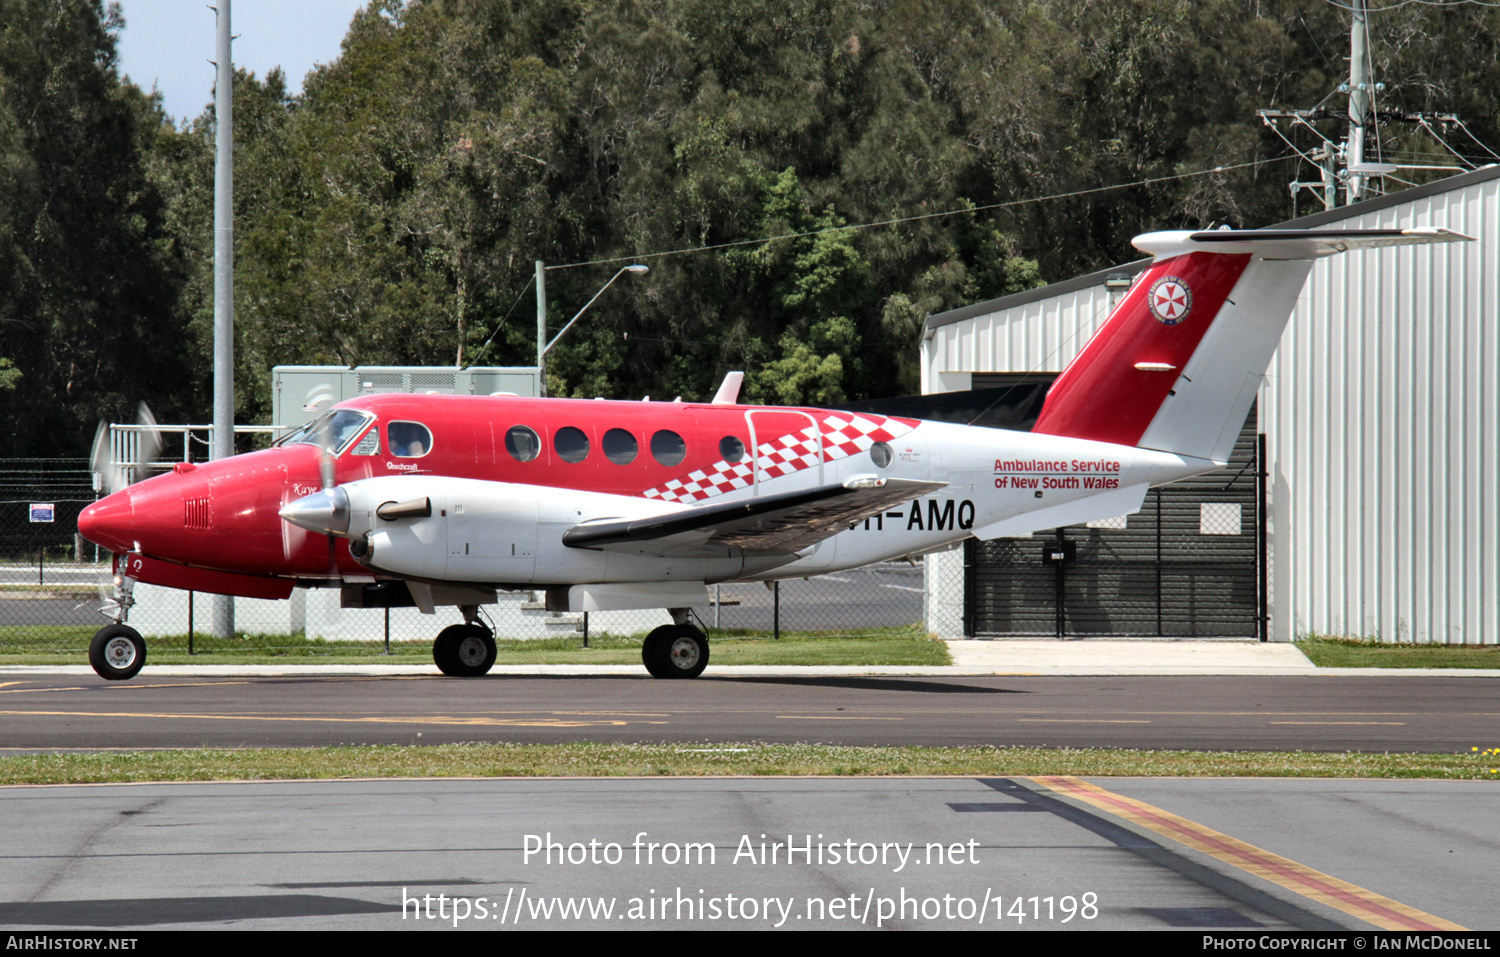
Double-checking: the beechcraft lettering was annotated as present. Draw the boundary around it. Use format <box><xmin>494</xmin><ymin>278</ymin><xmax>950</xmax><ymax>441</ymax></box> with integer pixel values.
<box><xmin>77</xmin><ymin>226</ymin><xmax>1472</xmax><ymax>681</ymax></box>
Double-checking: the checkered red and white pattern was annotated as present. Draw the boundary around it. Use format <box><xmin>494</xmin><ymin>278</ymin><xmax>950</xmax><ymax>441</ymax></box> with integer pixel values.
<box><xmin>642</xmin><ymin>413</ymin><xmax>917</xmax><ymax>503</ymax></box>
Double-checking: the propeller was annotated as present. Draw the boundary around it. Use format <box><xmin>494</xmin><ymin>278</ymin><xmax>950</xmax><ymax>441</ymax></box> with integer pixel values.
<box><xmin>90</xmin><ymin>402</ymin><xmax>165</xmax><ymax>494</ymax></box>
<box><xmin>278</xmin><ymin>411</ymin><xmax>344</xmax><ymax>578</ymax></box>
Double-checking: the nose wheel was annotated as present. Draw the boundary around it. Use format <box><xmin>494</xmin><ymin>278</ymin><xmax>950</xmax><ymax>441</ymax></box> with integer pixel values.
<box><xmin>89</xmin><ymin>624</ymin><xmax>146</xmax><ymax>680</ymax></box>
<box><xmin>433</xmin><ymin>623</ymin><xmax>496</xmax><ymax>677</ymax></box>
<box><xmin>642</xmin><ymin>624</ymin><xmax>709</xmax><ymax>679</ymax></box>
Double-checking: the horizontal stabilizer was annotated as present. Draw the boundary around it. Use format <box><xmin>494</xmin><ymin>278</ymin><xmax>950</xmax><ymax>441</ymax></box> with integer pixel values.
<box><xmin>564</xmin><ymin>477</ymin><xmax>946</xmax><ymax>556</ymax></box>
<box><xmin>1135</xmin><ymin>227</ymin><xmax>1473</xmax><ymax>261</ymax></box>
<box><xmin>1034</xmin><ymin>226</ymin><xmax>1475</xmax><ymax>461</ymax></box>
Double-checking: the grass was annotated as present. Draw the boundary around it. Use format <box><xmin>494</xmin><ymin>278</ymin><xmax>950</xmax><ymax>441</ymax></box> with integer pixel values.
<box><xmin>0</xmin><ymin>742</ymin><xmax>1495</xmax><ymax>785</ymax></box>
<box><xmin>1297</xmin><ymin>635</ymin><xmax>1500</xmax><ymax>669</ymax></box>
<box><xmin>0</xmin><ymin>626</ymin><xmax>951</xmax><ymax>667</ymax></box>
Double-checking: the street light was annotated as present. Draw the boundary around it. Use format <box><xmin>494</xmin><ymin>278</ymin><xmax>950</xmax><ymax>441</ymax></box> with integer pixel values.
<box><xmin>535</xmin><ymin>262</ymin><xmax>648</xmax><ymax>397</ymax></box>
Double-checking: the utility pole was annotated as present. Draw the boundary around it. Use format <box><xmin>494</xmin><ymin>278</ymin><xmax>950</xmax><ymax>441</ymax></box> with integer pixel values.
<box><xmin>212</xmin><ymin>1</ymin><xmax>235</xmax><ymax>639</ymax></box>
<box><xmin>1257</xmin><ymin>0</ymin><xmax>1410</xmax><ymax>212</ymax></box>
<box><xmin>535</xmin><ymin>259</ymin><xmax>547</xmax><ymax>397</ymax></box>
<box><xmin>1346</xmin><ymin>0</ymin><xmax>1372</xmax><ymax>204</ymax></box>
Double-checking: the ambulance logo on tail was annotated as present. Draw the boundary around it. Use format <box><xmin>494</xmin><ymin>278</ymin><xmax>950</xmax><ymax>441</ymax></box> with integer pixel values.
<box><xmin>1149</xmin><ymin>276</ymin><xmax>1192</xmax><ymax>325</ymax></box>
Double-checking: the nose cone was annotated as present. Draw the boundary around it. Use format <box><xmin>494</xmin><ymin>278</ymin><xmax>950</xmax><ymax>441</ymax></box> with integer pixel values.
<box><xmin>78</xmin><ymin>489</ymin><xmax>136</xmax><ymax>554</ymax></box>
<box><xmin>280</xmin><ymin>487</ymin><xmax>350</xmax><ymax>537</ymax></box>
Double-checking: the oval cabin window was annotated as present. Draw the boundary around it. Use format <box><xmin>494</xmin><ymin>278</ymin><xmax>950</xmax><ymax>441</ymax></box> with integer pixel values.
<box><xmin>719</xmin><ymin>435</ymin><xmax>745</xmax><ymax>463</ymax></box>
<box><xmin>603</xmin><ymin>428</ymin><xmax>638</xmax><ymax>465</ymax></box>
<box><xmin>505</xmin><ymin>425</ymin><xmax>541</xmax><ymax>463</ymax></box>
<box><xmin>554</xmin><ymin>426</ymin><xmax>590</xmax><ymax>464</ymax></box>
<box><xmin>651</xmin><ymin>429</ymin><xmax>686</xmax><ymax>467</ymax></box>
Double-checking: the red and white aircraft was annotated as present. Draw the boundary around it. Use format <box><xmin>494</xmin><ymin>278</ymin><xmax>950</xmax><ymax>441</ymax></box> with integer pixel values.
<box><xmin>78</xmin><ymin>227</ymin><xmax>1469</xmax><ymax>680</ymax></box>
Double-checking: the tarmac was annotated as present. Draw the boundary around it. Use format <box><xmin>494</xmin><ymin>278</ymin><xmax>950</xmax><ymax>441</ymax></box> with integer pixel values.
<box><xmin>3</xmin><ymin>639</ymin><xmax>1498</xmax><ymax>678</ymax></box>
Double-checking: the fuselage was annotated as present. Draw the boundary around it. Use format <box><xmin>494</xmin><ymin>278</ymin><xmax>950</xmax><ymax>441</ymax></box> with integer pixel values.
<box><xmin>78</xmin><ymin>393</ymin><xmax>1216</xmax><ymax>593</ymax></box>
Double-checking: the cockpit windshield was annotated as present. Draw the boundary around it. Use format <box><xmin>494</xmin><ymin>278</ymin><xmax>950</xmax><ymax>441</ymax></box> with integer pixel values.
<box><xmin>274</xmin><ymin>409</ymin><xmax>374</xmax><ymax>455</ymax></box>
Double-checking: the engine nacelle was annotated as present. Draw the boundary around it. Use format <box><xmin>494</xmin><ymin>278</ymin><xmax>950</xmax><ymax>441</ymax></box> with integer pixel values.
<box><xmin>301</xmin><ymin>475</ymin><xmax>747</xmax><ymax>586</ymax></box>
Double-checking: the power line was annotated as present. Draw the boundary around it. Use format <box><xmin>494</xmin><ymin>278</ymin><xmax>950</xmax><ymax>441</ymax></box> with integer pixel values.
<box><xmin>477</xmin><ymin>274</ymin><xmax>536</xmax><ymax>352</ymax></box>
<box><xmin>549</xmin><ymin>156</ymin><xmax>1288</xmax><ymax>271</ymax></box>
<box><xmin>1453</xmin><ymin>117</ymin><xmax>1500</xmax><ymax>161</ymax></box>
<box><xmin>1321</xmin><ymin>0</ymin><xmax>1500</xmax><ymax>10</ymax></box>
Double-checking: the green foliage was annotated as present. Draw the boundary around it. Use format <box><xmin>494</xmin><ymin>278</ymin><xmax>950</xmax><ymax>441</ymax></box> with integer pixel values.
<box><xmin>0</xmin><ymin>0</ymin><xmax>195</xmax><ymax>453</ymax></box>
<box><xmin>1297</xmin><ymin>636</ymin><xmax>1500</xmax><ymax>670</ymax></box>
<box><xmin>9</xmin><ymin>0</ymin><xmax>1500</xmax><ymax>451</ymax></box>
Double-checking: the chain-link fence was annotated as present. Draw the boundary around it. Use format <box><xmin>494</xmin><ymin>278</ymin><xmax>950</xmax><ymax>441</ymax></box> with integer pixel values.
<box><xmin>0</xmin><ymin>561</ymin><xmax>931</xmax><ymax>660</ymax></box>
<box><xmin>0</xmin><ymin>458</ymin><xmax>932</xmax><ymax>660</ymax></box>
<box><xmin>0</xmin><ymin>459</ymin><xmax>111</xmax><ymax>659</ymax></box>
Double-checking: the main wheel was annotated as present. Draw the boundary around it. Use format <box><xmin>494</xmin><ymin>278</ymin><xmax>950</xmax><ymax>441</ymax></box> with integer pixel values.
<box><xmin>433</xmin><ymin>624</ymin><xmax>496</xmax><ymax>677</ymax></box>
<box><xmin>641</xmin><ymin>624</ymin><xmax>709</xmax><ymax>679</ymax></box>
<box><xmin>89</xmin><ymin>624</ymin><xmax>146</xmax><ymax>681</ymax></box>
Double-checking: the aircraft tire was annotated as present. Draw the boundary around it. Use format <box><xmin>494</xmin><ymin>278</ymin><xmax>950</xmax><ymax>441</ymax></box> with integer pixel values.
<box><xmin>433</xmin><ymin>624</ymin><xmax>496</xmax><ymax>677</ymax></box>
<box><xmin>642</xmin><ymin>624</ymin><xmax>709</xmax><ymax>679</ymax></box>
<box><xmin>89</xmin><ymin>624</ymin><xmax>146</xmax><ymax>681</ymax></box>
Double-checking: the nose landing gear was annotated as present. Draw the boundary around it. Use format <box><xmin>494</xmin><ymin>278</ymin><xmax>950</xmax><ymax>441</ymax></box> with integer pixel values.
<box><xmin>90</xmin><ymin>569</ymin><xmax>145</xmax><ymax>680</ymax></box>
<box><xmin>89</xmin><ymin>623</ymin><xmax>147</xmax><ymax>680</ymax></box>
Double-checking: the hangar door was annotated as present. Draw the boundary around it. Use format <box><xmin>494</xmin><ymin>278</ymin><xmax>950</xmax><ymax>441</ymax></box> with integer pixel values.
<box><xmin>962</xmin><ymin>374</ymin><xmax>1266</xmax><ymax>639</ymax></box>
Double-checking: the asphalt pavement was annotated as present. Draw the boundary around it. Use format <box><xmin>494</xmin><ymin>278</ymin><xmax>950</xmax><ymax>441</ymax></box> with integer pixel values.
<box><xmin>0</xmin><ymin>776</ymin><xmax>1490</xmax><ymax>931</ymax></box>
<box><xmin>0</xmin><ymin>667</ymin><xmax>1494</xmax><ymax>751</ymax></box>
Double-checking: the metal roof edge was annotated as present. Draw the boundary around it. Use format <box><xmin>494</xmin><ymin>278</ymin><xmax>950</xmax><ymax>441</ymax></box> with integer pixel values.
<box><xmin>924</xmin><ymin>164</ymin><xmax>1500</xmax><ymax>332</ymax></box>
<box><xmin>925</xmin><ymin>258</ymin><xmax>1151</xmax><ymax>331</ymax></box>
<box><xmin>1268</xmin><ymin>162</ymin><xmax>1500</xmax><ymax>228</ymax></box>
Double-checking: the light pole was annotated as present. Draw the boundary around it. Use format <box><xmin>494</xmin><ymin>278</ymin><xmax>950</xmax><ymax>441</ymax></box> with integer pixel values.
<box><xmin>535</xmin><ymin>262</ymin><xmax>648</xmax><ymax>396</ymax></box>
<box><xmin>212</xmin><ymin>0</ymin><xmax>235</xmax><ymax>639</ymax></box>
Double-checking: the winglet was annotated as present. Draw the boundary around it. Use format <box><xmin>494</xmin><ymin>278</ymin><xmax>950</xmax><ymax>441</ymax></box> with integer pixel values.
<box><xmin>711</xmin><ymin>371</ymin><xmax>744</xmax><ymax>405</ymax></box>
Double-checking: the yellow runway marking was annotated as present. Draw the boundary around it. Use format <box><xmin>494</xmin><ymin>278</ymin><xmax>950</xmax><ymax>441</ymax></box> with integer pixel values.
<box><xmin>1029</xmin><ymin>776</ymin><xmax>1466</xmax><ymax>931</ymax></box>
<box><xmin>1270</xmin><ymin>721</ymin><xmax>1406</xmax><ymax>726</ymax></box>
<box><xmin>775</xmin><ymin>715</ymin><xmax>904</xmax><ymax>721</ymax></box>
<box><xmin>0</xmin><ymin>709</ymin><xmax>652</xmax><ymax>729</ymax></box>
<box><xmin>1017</xmin><ymin>719</ymin><xmax>1150</xmax><ymax>724</ymax></box>
<box><xmin>0</xmin><ymin>681</ymin><xmax>256</xmax><ymax>696</ymax></box>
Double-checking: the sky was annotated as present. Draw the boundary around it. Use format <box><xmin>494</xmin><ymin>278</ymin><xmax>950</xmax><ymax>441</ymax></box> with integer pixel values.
<box><xmin>114</xmin><ymin>1</ymin><xmax>370</xmax><ymax>125</ymax></box>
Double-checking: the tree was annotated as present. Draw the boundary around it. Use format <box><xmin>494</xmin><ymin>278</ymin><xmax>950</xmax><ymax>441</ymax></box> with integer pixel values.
<box><xmin>0</xmin><ymin>0</ymin><xmax>194</xmax><ymax>455</ymax></box>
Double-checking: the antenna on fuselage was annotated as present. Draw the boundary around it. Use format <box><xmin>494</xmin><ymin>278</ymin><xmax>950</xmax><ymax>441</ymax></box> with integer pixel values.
<box><xmin>711</xmin><ymin>371</ymin><xmax>744</xmax><ymax>405</ymax></box>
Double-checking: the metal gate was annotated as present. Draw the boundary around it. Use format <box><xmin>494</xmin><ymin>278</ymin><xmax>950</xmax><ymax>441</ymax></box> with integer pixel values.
<box><xmin>964</xmin><ymin>409</ymin><xmax>1266</xmax><ymax>639</ymax></box>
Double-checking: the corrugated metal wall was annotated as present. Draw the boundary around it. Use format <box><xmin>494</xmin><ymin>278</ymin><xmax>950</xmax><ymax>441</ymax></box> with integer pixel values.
<box><xmin>923</xmin><ymin>168</ymin><xmax>1500</xmax><ymax>643</ymax></box>
<box><xmin>1263</xmin><ymin>175</ymin><xmax>1500</xmax><ymax>643</ymax></box>
<box><xmin>923</xmin><ymin>284</ymin><xmax>1116</xmax><ymax>389</ymax></box>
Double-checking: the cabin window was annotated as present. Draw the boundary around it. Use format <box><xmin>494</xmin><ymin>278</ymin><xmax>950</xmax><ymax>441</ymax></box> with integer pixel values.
<box><xmin>554</xmin><ymin>426</ymin><xmax>590</xmax><ymax>463</ymax></box>
<box><xmin>603</xmin><ymin>428</ymin><xmax>638</xmax><ymax>465</ymax></box>
<box><xmin>870</xmin><ymin>441</ymin><xmax>893</xmax><ymax>468</ymax></box>
<box><xmin>388</xmin><ymin>421</ymin><xmax>432</xmax><ymax>458</ymax></box>
<box><xmin>651</xmin><ymin>429</ymin><xmax>686</xmax><ymax>467</ymax></box>
<box><xmin>505</xmin><ymin>425</ymin><xmax>541</xmax><ymax>462</ymax></box>
<box><xmin>719</xmin><ymin>435</ymin><xmax>745</xmax><ymax>463</ymax></box>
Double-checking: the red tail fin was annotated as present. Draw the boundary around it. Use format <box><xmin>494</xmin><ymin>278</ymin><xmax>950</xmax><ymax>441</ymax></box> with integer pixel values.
<box><xmin>1031</xmin><ymin>251</ymin><xmax>1250</xmax><ymax>448</ymax></box>
<box><xmin>1031</xmin><ymin>228</ymin><xmax>1471</xmax><ymax>463</ymax></box>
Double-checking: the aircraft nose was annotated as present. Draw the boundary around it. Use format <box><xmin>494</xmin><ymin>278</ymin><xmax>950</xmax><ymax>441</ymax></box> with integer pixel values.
<box><xmin>78</xmin><ymin>490</ymin><xmax>136</xmax><ymax>554</ymax></box>
<box><xmin>280</xmin><ymin>487</ymin><xmax>350</xmax><ymax>537</ymax></box>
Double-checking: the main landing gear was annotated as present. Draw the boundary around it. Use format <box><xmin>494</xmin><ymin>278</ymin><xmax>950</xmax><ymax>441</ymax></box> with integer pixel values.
<box><xmin>641</xmin><ymin>614</ymin><xmax>710</xmax><ymax>680</ymax></box>
<box><xmin>432</xmin><ymin>606</ymin><xmax>496</xmax><ymax>677</ymax></box>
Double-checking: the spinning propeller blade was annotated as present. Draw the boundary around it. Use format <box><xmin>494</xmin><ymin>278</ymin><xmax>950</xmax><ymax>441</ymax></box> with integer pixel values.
<box><xmin>89</xmin><ymin>403</ymin><xmax>165</xmax><ymax>494</ymax></box>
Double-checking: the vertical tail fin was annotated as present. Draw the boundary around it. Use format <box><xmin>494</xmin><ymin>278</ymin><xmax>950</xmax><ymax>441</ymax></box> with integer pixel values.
<box><xmin>1031</xmin><ymin>228</ymin><xmax>1472</xmax><ymax>463</ymax></box>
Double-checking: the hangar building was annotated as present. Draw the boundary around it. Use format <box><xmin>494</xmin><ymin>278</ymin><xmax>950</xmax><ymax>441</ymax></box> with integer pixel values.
<box><xmin>921</xmin><ymin>165</ymin><xmax>1499</xmax><ymax>644</ymax></box>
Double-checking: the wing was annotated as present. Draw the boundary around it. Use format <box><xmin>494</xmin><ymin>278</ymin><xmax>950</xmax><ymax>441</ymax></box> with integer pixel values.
<box><xmin>562</xmin><ymin>476</ymin><xmax>946</xmax><ymax>557</ymax></box>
